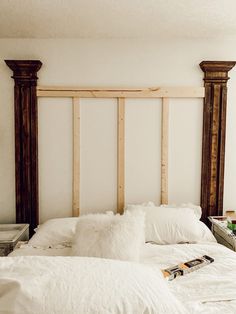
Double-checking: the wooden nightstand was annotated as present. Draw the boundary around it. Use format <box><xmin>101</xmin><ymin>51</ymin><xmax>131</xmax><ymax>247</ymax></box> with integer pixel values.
<box><xmin>208</xmin><ymin>216</ymin><xmax>236</xmax><ymax>251</ymax></box>
<box><xmin>0</xmin><ymin>224</ymin><xmax>29</xmax><ymax>256</ymax></box>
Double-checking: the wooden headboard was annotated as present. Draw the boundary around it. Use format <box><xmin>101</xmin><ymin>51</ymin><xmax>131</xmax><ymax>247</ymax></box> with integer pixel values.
<box><xmin>5</xmin><ymin>60</ymin><xmax>236</xmax><ymax>235</ymax></box>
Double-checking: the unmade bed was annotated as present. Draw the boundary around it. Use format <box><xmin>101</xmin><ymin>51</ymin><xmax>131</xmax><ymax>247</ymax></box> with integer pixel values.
<box><xmin>5</xmin><ymin>239</ymin><xmax>236</xmax><ymax>313</ymax></box>
<box><xmin>3</xmin><ymin>206</ymin><xmax>236</xmax><ymax>314</ymax></box>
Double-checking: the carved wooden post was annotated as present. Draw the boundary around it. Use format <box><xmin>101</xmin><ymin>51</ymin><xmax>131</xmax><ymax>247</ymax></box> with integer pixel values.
<box><xmin>200</xmin><ymin>61</ymin><xmax>235</xmax><ymax>224</ymax></box>
<box><xmin>5</xmin><ymin>60</ymin><xmax>42</xmax><ymax>235</ymax></box>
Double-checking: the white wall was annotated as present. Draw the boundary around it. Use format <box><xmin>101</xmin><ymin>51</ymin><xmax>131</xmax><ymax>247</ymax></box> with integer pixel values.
<box><xmin>0</xmin><ymin>38</ymin><xmax>236</xmax><ymax>223</ymax></box>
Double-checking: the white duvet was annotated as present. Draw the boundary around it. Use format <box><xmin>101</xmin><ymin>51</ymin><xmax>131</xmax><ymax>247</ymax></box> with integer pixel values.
<box><xmin>5</xmin><ymin>242</ymin><xmax>236</xmax><ymax>314</ymax></box>
<box><xmin>0</xmin><ymin>255</ymin><xmax>186</xmax><ymax>314</ymax></box>
<box><xmin>142</xmin><ymin>242</ymin><xmax>236</xmax><ymax>314</ymax></box>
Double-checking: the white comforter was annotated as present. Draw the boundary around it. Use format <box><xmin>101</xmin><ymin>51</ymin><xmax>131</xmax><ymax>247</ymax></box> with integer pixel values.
<box><xmin>142</xmin><ymin>242</ymin><xmax>236</xmax><ymax>314</ymax></box>
<box><xmin>5</xmin><ymin>242</ymin><xmax>236</xmax><ymax>313</ymax></box>
<box><xmin>0</xmin><ymin>255</ymin><xmax>186</xmax><ymax>314</ymax></box>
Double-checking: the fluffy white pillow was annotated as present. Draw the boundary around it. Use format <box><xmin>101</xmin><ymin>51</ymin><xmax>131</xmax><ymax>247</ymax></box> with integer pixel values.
<box><xmin>28</xmin><ymin>217</ymin><xmax>79</xmax><ymax>248</ymax></box>
<box><xmin>126</xmin><ymin>204</ymin><xmax>211</xmax><ymax>244</ymax></box>
<box><xmin>71</xmin><ymin>210</ymin><xmax>145</xmax><ymax>261</ymax></box>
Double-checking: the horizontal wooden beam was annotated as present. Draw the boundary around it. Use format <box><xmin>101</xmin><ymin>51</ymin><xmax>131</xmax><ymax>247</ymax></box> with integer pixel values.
<box><xmin>37</xmin><ymin>86</ymin><xmax>205</xmax><ymax>98</ymax></box>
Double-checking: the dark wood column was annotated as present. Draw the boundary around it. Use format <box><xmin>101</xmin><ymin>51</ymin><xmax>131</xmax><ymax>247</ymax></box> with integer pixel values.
<box><xmin>5</xmin><ymin>60</ymin><xmax>42</xmax><ymax>235</ymax></box>
<box><xmin>200</xmin><ymin>61</ymin><xmax>236</xmax><ymax>224</ymax></box>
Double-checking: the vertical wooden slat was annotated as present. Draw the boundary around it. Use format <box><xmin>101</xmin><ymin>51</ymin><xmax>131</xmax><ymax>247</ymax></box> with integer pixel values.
<box><xmin>209</xmin><ymin>84</ymin><xmax>220</xmax><ymax>208</ymax></box>
<box><xmin>161</xmin><ymin>97</ymin><xmax>169</xmax><ymax>204</ymax></box>
<box><xmin>117</xmin><ymin>98</ymin><xmax>125</xmax><ymax>214</ymax></box>
<box><xmin>73</xmin><ymin>97</ymin><xmax>80</xmax><ymax>216</ymax></box>
<box><xmin>218</xmin><ymin>85</ymin><xmax>227</xmax><ymax>212</ymax></box>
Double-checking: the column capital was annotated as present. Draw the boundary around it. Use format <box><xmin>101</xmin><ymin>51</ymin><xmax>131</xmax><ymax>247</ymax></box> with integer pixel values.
<box><xmin>5</xmin><ymin>60</ymin><xmax>42</xmax><ymax>83</ymax></box>
<box><xmin>200</xmin><ymin>61</ymin><xmax>236</xmax><ymax>83</ymax></box>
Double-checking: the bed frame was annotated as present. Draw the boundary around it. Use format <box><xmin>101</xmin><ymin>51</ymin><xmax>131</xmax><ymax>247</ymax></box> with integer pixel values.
<box><xmin>4</xmin><ymin>60</ymin><xmax>236</xmax><ymax>235</ymax></box>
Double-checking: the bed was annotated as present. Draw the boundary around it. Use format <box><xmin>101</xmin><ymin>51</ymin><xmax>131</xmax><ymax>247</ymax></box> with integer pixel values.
<box><xmin>1</xmin><ymin>60</ymin><xmax>236</xmax><ymax>313</ymax></box>
<box><xmin>3</xmin><ymin>224</ymin><xmax>236</xmax><ymax>314</ymax></box>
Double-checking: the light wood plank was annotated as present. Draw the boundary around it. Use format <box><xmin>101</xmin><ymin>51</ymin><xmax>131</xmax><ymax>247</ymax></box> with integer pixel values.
<box><xmin>37</xmin><ymin>86</ymin><xmax>205</xmax><ymax>98</ymax></box>
<box><xmin>72</xmin><ymin>97</ymin><xmax>80</xmax><ymax>216</ymax></box>
<box><xmin>161</xmin><ymin>98</ymin><xmax>169</xmax><ymax>204</ymax></box>
<box><xmin>117</xmin><ymin>98</ymin><xmax>125</xmax><ymax>214</ymax></box>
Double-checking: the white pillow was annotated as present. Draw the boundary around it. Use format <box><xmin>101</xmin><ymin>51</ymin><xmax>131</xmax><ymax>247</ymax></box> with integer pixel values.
<box><xmin>161</xmin><ymin>203</ymin><xmax>202</xmax><ymax>220</ymax></box>
<box><xmin>28</xmin><ymin>217</ymin><xmax>79</xmax><ymax>248</ymax></box>
<box><xmin>160</xmin><ymin>203</ymin><xmax>216</xmax><ymax>243</ymax></box>
<box><xmin>71</xmin><ymin>210</ymin><xmax>145</xmax><ymax>261</ymax></box>
<box><xmin>126</xmin><ymin>204</ymin><xmax>208</xmax><ymax>244</ymax></box>
<box><xmin>198</xmin><ymin>220</ymin><xmax>216</xmax><ymax>242</ymax></box>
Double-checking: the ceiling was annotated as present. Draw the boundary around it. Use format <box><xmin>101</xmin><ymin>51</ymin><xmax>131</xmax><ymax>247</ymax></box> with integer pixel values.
<box><xmin>0</xmin><ymin>0</ymin><xmax>236</xmax><ymax>39</ymax></box>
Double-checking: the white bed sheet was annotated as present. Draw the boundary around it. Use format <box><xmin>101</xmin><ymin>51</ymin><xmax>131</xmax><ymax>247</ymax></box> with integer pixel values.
<box><xmin>9</xmin><ymin>241</ymin><xmax>236</xmax><ymax>313</ymax></box>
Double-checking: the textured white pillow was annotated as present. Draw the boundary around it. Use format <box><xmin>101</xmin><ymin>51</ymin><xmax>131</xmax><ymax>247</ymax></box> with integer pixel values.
<box><xmin>71</xmin><ymin>210</ymin><xmax>145</xmax><ymax>261</ymax></box>
<box><xmin>28</xmin><ymin>217</ymin><xmax>79</xmax><ymax>248</ymax></box>
<box><xmin>126</xmin><ymin>204</ymin><xmax>207</xmax><ymax>244</ymax></box>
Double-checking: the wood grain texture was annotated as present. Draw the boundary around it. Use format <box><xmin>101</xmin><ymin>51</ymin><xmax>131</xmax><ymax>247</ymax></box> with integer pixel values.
<box><xmin>72</xmin><ymin>98</ymin><xmax>80</xmax><ymax>217</ymax></box>
<box><xmin>200</xmin><ymin>61</ymin><xmax>236</xmax><ymax>225</ymax></box>
<box><xmin>5</xmin><ymin>60</ymin><xmax>42</xmax><ymax>236</ymax></box>
<box><xmin>161</xmin><ymin>98</ymin><xmax>169</xmax><ymax>204</ymax></box>
<box><xmin>117</xmin><ymin>98</ymin><xmax>125</xmax><ymax>214</ymax></box>
<box><xmin>37</xmin><ymin>86</ymin><xmax>205</xmax><ymax>98</ymax></box>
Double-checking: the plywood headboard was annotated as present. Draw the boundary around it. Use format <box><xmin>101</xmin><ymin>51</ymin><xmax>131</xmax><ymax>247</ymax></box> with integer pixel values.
<box><xmin>5</xmin><ymin>60</ymin><xmax>236</xmax><ymax>235</ymax></box>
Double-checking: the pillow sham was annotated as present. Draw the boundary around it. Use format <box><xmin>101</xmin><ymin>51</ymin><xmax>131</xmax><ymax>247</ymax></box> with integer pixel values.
<box><xmin>71</xmin><ymin>210</ymin><xmax>145</xmax><ymax>261</ymax></box>
<box><xmin>126</xmin><ymin>204</ymin><xmax>213</xmax><ymax>244</ymax></box>
<box><xmin>28</xmin><ymin>217</ymin><xmax>79</xmax><ymax>248</ymax></box>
